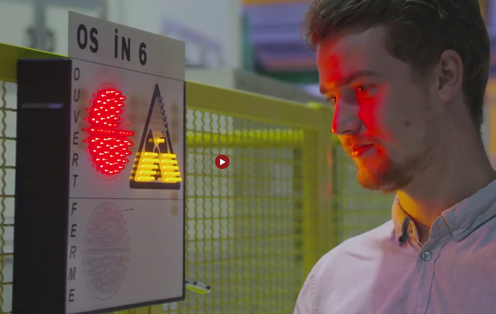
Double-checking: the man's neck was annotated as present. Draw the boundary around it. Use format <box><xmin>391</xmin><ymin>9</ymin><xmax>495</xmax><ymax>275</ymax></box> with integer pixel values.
<box><xmin>396</xmin><ymin>136</ymin><xmax>496</xmax><ymax>244</ymax></box>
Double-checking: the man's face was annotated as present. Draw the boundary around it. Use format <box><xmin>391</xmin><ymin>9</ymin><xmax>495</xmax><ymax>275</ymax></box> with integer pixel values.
<box><xmin>317</xmin><ymin>26</ymin><xmax>438</xmax><ymax>192</ymax></box>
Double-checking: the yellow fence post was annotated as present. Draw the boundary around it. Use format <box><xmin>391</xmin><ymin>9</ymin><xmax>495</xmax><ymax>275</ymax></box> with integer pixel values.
<box><xmin>317</xmin><ymin>111</ymin><xmax>336</xmax><ymax>255</ymax></box>
<box><xmin>148</xmin><ymin>304</ymin><xmax>164</xmax><ymax>314</ymax></box>
<box><xmin>302</xmin><ymin>129</ymin><xmax>319</xmax><ymax>278</ymax></box>
<box><xmin>300</xmin><ymin>102</ymin><xmax>334</xmax><ymax>277</ymax></box>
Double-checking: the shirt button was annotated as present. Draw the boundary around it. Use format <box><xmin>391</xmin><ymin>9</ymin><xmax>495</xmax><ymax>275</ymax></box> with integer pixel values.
<box><xmin>421</xmin><ymin>251</ymin><xmax>432</xmax><ymax>261</ymax></box>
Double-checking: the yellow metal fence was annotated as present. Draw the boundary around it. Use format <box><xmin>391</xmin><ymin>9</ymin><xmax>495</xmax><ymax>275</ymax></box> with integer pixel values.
<box><xmin>162</xmin><ymin>81</ymin><xmax>334</xmax><ymax>314</ymax></box>
<box><xmin>0</xmin><ymin>42</ymin><xmax>394</xmax><ymax>313</ymax></box>
<box><xmin>0</xmin><ymin>43</ymin><xmax>336</xmax><ymax>313</ymax></box>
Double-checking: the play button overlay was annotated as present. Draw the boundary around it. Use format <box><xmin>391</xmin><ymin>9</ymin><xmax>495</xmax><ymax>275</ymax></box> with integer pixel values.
<box><xmin>215</xmin><ymin>155</ymin><xmax>230</xmax><ymax>169</ymax></box>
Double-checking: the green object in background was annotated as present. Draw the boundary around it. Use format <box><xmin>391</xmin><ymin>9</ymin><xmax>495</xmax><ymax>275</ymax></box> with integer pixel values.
<box><xmin>185</xmin><ymin>279</ymin><xmax>211</xmax><ymax>295</ymax></box>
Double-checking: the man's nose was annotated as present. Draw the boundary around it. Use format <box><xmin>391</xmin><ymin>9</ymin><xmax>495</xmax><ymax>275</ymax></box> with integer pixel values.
<box><xmin>331</xmin><ymin>103</ymin><xmax>362</xmax><ymax>135</ymax></box>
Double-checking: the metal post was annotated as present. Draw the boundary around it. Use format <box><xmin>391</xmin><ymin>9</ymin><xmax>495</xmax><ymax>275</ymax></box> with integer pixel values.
<box><xmin>33</xmin><ymin>0</ymin><xmax>47</xmax><ymax>50</ymax></box>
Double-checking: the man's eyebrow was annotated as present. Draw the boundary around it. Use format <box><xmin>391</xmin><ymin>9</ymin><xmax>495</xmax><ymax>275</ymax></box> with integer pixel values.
<box><xmin>319</xmin><ymin>70</ymin><xmax>379</xmax><ymax>94</ymax></box>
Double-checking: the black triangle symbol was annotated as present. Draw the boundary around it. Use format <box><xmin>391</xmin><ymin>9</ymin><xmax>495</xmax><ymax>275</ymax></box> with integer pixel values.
<box><xmin>129</xmin><ymin>84</ymin><xmax>181</xmax><ymax>190</ymax></box>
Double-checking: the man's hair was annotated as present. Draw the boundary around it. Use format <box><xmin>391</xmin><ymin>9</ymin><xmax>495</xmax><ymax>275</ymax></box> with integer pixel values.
<box><xmin>303</xmin><ymin>0</ymin><xmax>490</xmax><ymax>129</ymax></box>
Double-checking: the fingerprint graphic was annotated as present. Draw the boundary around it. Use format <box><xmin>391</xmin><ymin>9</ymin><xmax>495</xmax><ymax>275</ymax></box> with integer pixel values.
<box><xmin>83</xmin><ymin>203</ymin><xmax>131</xmax><ymax>300</ymax></box>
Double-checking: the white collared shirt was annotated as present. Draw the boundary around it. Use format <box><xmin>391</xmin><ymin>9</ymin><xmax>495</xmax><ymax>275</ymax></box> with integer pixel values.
<box><xmin>294</xmin><ymin>179</ymin><xmax>496</xmax><ymax>314</ymax></box>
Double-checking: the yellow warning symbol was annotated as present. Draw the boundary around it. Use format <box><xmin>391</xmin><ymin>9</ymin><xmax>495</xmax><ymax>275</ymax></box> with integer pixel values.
<box><xmin>130</xmin><ymin>84</ymin><xmax>182</xmax><ymax>189</ymax></box>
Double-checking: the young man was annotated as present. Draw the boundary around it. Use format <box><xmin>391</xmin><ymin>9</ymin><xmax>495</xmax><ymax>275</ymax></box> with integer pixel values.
<box><xmin>294</xmin><ymin>0</ymin><xmax>496</xmax><ymax>313</ymax></box>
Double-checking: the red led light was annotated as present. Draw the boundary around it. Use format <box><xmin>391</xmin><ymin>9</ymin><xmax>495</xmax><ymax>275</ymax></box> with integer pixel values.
<box><xmin>83</xmin><ymin>88</ymin><xmax>134</xmax><ymax>175</ymax></box>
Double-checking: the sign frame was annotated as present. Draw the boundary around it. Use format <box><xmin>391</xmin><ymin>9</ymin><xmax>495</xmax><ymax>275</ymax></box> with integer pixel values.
<box><xmin>13</xmin><ymin>12</ymin><xmax>186</xmax><ymax>314</ymax></box>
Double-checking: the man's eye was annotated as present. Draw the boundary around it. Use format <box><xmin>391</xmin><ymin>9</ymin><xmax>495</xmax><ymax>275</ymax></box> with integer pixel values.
<box><xmin>326</xmin><ymin>95</ymin><xmax>337</xmax><ymax>105</ymax></box>
<box><xmin>356</xmin><ymin>85</ymin><xmax>377</xmax><ymax>97</ymax></box>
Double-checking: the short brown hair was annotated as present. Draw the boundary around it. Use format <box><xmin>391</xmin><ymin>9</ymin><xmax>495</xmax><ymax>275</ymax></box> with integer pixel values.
<box><xmin>303</xmin><ymin>0</ymin><xmax>490</xmax><ymax>129</ymax></box>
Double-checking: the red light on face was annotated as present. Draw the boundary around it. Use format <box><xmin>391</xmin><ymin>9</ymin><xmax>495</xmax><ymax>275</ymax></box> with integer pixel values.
<box><xmin>84</xmin><ymin>88</ymin><xmax>134</xmax><ymax>175</ymax></box>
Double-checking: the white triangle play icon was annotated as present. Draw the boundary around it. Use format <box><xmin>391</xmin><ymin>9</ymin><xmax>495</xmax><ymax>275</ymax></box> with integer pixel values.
<box><xmin>220</xmin><ymin>159</ymin><xmax>225</xmax><ymax>165</ymax></box>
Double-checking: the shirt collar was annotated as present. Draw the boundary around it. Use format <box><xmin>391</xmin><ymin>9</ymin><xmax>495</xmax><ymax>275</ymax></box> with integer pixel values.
<box><xmin>392</xmin><ymin>177</ymin><xmax>496</xmax><ymax>245</ymax></box>
<box><xmin>391</xmin><ymin>196</ymin><xmax>419</xmax><ymax>247</ymax></box>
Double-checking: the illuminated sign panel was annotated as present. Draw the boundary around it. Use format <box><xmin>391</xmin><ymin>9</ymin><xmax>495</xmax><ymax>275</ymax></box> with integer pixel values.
<box><xmin>85</xmin><ymin>88</ymin><xmax>135</xmax><ymax>176</ymax></box>
<box><xmin>13</xmin><ymin>12</ymin><xmax>185</xmax><ymax>314</ymax></box>
<box><xmin>130</xmin><ymin>84</ymin><xmax>182</xmax><ymax>189</ymax></box>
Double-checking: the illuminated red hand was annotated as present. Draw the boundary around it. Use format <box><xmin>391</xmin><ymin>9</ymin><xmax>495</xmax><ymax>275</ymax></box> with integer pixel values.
<box><xmin>84</xmin><ymin>88</ymin><xmax>135</xmax><ymax>175</ymax></box>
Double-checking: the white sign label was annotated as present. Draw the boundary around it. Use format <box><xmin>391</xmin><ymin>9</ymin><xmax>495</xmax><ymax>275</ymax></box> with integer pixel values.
<box><xmin>68</xmin><ymin>11</ymin><xmax>184</xmax><ymax>80</ymax></box>
<box><xmin>66</xmin><ymin>12</ymin><xmax>185</xmax><ymax>314</ymax></box>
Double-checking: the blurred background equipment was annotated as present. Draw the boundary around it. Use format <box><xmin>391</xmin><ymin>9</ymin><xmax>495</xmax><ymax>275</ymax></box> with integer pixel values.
<box><xmin>162</xmin><ymin>18</ymin><xmax>225</xmax><ymax>68</ymax></box>
<box><xmin>0</xmin><ymin>0</ymin><xmax>107</xmax><ymax>52</ymax></box>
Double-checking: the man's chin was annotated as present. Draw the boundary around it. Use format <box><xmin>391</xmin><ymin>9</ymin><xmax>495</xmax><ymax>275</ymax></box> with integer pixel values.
<box><xmin>358</xmin><ymin>178</ymin><xmax>398</xmax><ymax>194</ymax></box>
<box><xmin>356</xmin><ymin>174</ymin><xmax>388</xmax><ymax>192</ymax></box>
<box><xmin>355</xmin><ymin>164</ymin><xmax>411</xmax><ymax>193</ymax></box>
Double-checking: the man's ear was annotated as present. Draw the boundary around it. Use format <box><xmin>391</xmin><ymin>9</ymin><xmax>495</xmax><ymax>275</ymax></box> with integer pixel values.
<box><xmin>434</xmin><ymin>49</ymin><xmax>463</xmax><ymax>102</ymax></box>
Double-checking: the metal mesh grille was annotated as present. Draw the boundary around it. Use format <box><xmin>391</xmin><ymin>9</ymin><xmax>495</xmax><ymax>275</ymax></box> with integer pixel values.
<box><xmin>0</xmin><ymin>78</ymin><xmax>392</xmax><ymax>313</ymax></box>
<box><xmin>0</xmin><ymin>83</ymin><xmax>310</xmax><ymax>313</ymax></box>
<box><xmin>163</xmin><ymin>111</ymin><xmax>308</xmax><ymax>314</ymax></box>
<box><xmin>0</xmin><ymin>81</ymin><xmax>15</xmax><ymax>314</ymax></box>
